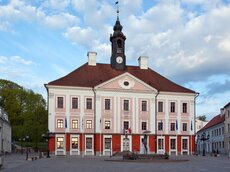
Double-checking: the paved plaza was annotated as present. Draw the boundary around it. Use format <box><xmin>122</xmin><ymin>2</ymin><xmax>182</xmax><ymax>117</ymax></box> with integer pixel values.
<box><xmin>1</xmin><ymin>153</ymin><xmax>230</xmax><ymax>172</ymax></box>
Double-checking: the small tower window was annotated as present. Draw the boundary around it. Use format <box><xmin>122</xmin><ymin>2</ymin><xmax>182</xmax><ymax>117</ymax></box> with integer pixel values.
<box><xmin>117</xmin><ymin>39</ymin><xmax>122</xmax><ymax>48</ymax></box>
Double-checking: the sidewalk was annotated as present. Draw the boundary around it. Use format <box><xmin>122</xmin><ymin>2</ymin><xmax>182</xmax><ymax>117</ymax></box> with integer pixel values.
<box><xmin>1</xmin><ymin>152</ymin><xmax>40</xmax><ymax>171</ymax></box>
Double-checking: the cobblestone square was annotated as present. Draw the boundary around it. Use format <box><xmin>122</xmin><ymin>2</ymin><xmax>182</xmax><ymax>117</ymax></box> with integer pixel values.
<box><xmin>1</xmin><ymin>153</ymin><xmax>230</xmax><ymax>172</ymax></box>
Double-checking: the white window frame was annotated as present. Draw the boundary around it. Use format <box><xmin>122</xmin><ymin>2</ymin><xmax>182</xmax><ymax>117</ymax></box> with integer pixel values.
<box><xmin>85</xmin><ymin>135</ymin><xmax>94</xmax><ymax>155</ymax></box>
<box><xmin>169</xmin><ymin>136</ymin><xmax>177</xmax><ymax>155</ymax></box>
<box><xmin>55</xmin><ymin>134</ymin><xmax>65</xmax><ymax>155</ymax></box>
<box><xmin>70</xmin><ymin>134</ymin><xmax>80</xmax><ymax>155</ymax></box>
<box><xmin>103</xmin><ymin>135</ymin><xmax>112</xmax><ymax>156</ymax></box>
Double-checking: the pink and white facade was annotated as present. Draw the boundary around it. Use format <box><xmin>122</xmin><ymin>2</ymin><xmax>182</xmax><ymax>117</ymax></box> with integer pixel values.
<box><xmin>45</xmin><ymin>17</ymin><xmax>197</xmax><ymax>156</ymax></box>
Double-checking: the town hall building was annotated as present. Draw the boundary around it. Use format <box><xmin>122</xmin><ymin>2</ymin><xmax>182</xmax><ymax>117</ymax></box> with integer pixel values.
<box><xmin>45</xmin><ymin>15</ymin><xmax>197</xmax><ymax>156</ymax></box>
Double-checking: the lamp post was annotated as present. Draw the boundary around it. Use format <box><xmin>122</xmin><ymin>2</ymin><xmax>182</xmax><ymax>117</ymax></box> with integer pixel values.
<box><xmin>24</xmin><ymin>135</ymin><xmax>29</xmax><ymax>160</ymax></box>
<box><xmin>200</xmin><ymin>132</ymin><xmax>209</xmax><ymax>156</ymax></box>
<box><xmin>196</xmin><ymin>135</ymin><xmax>200</xmax><ymax>155</ymax></box>
<box><xmin>42</xmin><ymin>131</ymin><xmax>51</xmax><ymax>158</ymax></box>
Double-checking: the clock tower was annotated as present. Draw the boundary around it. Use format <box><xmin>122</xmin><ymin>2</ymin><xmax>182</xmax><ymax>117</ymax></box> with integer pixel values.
<box><xmin>110</xmin><ymin>16</ymin><xmax>126</xmax><ymax>70</ymax></box>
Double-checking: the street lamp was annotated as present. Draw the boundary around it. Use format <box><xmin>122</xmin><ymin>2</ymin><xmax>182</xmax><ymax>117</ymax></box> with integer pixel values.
<box><xmin>196</xmin><ymin>135</ymin><xmax>200</xmax><ymax>155</ymax></box>
<box><xmin>24</xmin><ymin>135</ymin><xmax>29</xmax><ymax>160</ymax></box>
<box><xmin>200</xmin><ymin>132</ymin><xmax>209</xmax><ymax>156</ymax></box>
<box><xmin>42</xmin><ymin>130</ymin><xmax>52</xmax><ymax>158</ymax></box>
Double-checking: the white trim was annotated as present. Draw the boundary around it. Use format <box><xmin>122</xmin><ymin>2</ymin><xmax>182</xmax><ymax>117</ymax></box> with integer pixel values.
<box><xmin>169</xmin><ymin>136</ymin><xmax>177</xmax><ymax>155</ymax></box>
<box><xmin>95</xmin><ymin>72</ymin><xmax>158</xmax><ymax>92</ymax></box>
<box><xmin>85</xmin><ymin>134</ymin><xmax>94</xmax><ymax>155</ymax></box>
<box><xmin>70</xmin><ymin>134</ymin><xmax>80</xmax><ymax>155</ymax></box>
<box><xmin>55</xmin><ymin>134</ymin><xmax>66</xmax><ymax>156</ymax></box>
<box><xmin>103</xmin><ymin>135</ymin><xmax>112</xmax><ymax>156</ymax></box>
<box><xmin>157</xmin><ymin>136</ymin><xmax>165</xmax><ymax>154</ymax></box>
<box><xmin>181</xmin><ymin>136</ymin><xmax>189</xmax><ymax>155</ymax></box>
<box><xmin>121</xmin><ymin>135</ymin><xmax>132</xmax><ymax>152</ymax></box>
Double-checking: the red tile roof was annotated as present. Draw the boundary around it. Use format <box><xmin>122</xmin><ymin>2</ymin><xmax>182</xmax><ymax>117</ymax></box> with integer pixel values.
<box><xmin>47</xmin><ymin>63</ymin><xmax>196</xmax><ymax>93</ymax></box>
<box><xmin>199</xmin><ymin>114</ymin><xmax>225</xmax><ymax>132</ymax></box>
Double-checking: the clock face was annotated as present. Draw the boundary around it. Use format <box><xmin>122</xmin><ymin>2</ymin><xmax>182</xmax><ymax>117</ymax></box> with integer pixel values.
<box><xmin>116</xmin><ymin>56</ymin><xmax>123</xmax><ymax>64</ymax></box>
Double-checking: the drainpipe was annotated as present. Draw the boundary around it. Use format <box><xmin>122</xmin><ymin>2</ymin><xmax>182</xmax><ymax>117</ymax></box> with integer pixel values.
<box><xmin>92</xmin><ymin>87</ymin><xmax>97</xmax><ymax>156</ymax></box>
<box><xmin>194</xmin><ymin>92</ymin><xmax>199</xmax><ymax>154</ymax></box>
<box><xmin>154</xmin><ymin>91</ymin><xmax>159</xmax><ymax>153</ymax></box>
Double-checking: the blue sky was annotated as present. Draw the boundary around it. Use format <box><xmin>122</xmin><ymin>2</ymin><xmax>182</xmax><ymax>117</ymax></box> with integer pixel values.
<box><xmin>0</xmin><ymin>0</ymin><xmax>230</xmax><ymax>120</ymax></box>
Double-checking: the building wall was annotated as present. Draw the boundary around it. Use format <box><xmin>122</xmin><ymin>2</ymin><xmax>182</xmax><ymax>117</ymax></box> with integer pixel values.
<box><xmin>195</xmin><ymin>119</ymin><xmax>208</xmax><ymax>133</ymax></box>
<box><xmin>197</xmin><ymin>122</ymin><xmax>225</xmax><ymax>154</ymax></box>
<box><xmin>0</xmin><ymin>109</ymin><xmax>12</xmax><ymax>153</ymax></box>
<box><xmin>47</xmin><ymin>74</ymin><xmax>196</xmax><ymax>156</ymax></box>
<box><xmin>224</xmin><ymin>105</ymin><xmax>230</xmax><ymax>154</ymax></box>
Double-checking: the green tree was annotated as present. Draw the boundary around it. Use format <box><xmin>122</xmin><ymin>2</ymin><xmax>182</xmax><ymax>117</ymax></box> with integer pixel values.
<box><xmin>0</xmin><ymin>79</ymin><xmax>48</xmax><ymax>149</ymax></box>
<box><xmin>197</xmin><ymin>115</ymin><xmax>207</xmax><ymax>122</ymax></box>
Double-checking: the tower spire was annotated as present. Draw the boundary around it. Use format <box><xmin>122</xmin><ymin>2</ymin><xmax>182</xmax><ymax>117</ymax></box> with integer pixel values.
<box><xmin>110</xmin><ymin>0</ymin><xmax>126</xmax><ymax>70</ymax></box>
<box><xmin>115</xmin><ymin>1</ymin><xmax>119</xmax><ymax>20</ymax></box>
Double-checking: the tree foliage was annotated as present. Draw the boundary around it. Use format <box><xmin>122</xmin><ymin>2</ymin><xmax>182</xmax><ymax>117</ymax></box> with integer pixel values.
<box><xmin>0</xmin><ymin>79</ymin><xmax>48</xmax><ymax>149</ymax></box>
<box><xmin>197</xmin><ymin>115</ymin><xmax>207</xmax><ymax>122</ymax></box>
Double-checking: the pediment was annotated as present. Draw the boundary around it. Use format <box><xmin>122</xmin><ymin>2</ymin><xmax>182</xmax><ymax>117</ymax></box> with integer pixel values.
<box><xmin>95</xmin><ymin>72</ymin><xmax>157</xmax><ymax>92</ymax></box>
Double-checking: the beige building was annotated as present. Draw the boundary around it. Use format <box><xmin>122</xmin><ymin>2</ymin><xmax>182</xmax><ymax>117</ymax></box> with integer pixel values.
<box><xmin>195</xmin><ymin>118</ymin><xmax>208</xmax><ymax>133</ymax></box>
<box><xmin>0</xmin><ymin>108</ymin><xmax>12</xmax><ymax>153</ymax></box>
<box><xmin>224</xmin><ymin>102</ymin><xmax>230</xmax><ymax>154</ymax></box>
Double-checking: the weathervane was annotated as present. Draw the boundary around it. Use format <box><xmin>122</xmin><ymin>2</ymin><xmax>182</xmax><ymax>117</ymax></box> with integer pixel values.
<box><xmin>115</xmin><ymin>1</ymin><xmax>119</xmax><ymax>20</ymax></box>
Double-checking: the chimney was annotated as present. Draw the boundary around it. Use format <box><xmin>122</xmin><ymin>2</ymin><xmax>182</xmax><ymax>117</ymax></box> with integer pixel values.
<box><xmin>138</xmin><ymin>56</ymin><xmax>149</xmax><ymax>69</ymax></box>
<box><xmin>220</xmin><ymin>108</ymin><xmax>225</xmax><ymax>116</ymax></box>
<box><xmin>87</xmin><ymin>51</ymin><xmax>97</xmax><ymax>66</ymax></box>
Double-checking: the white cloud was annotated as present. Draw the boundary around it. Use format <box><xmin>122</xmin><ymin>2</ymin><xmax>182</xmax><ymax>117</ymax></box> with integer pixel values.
<box><xmin>64</xmin><ymin>26</ymin><xmax>96</xmax><ymax>47</ymax></box>
<box><xmin>0</xmin><ymin>56</ymin><xmax>7</xmax><ymax>64</ymax></box>
<box><xmin>218</xmin><ymin>39</ymin><xmax>230</xmax><ymax>52</ymax></box>
<box><xmin>0</xmin><ymin>0</ymin><xmax>79</xmax><ymax>31</ymax></box>
<box><xmin>10</xmin><ymin>56</ymin><xmax>33</xmax><ymax>65</ymax></box>
<box><xmin>0</xmin><ymin>55</ymin><xmax>33</xmax><ymax>65</ymax></box>
<box><xmin>41</xmin><ymin>0</ymin><xmax>70</xmax><ymax>11</ymax></box>
<box><xmin>43</xmin><ymin>13</ymin><xmax>79</xmax><ymax>29</ymax></box>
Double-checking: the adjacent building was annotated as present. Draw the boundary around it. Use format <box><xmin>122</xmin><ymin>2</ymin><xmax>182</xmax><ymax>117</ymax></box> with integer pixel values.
<box><xmin>0</xmin><ymin>108</ymin><xmax>12</xmax><ymax>153</ymax></box>
<box><xmin>224</xmin><ymin>102</ymin><xmax>230</xmax><ymax>154</ymax></box>
<box><xmin>45</xmin><ymin>16</ymin><xmax>197</xmax><ymax>156</ymax></box>
<box><xmin>197</xmin><ymin>112</ymin><xmax>225</xmax><ymax>154</ymax></box>
<box><xmin>195</xmin><ymin>118</ymin><xmax>208</xmax><ymax>133</ymax></box>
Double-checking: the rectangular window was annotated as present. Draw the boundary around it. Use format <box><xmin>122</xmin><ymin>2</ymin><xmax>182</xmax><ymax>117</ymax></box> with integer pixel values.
<box><xmin>142</xmin><ymin>122</ymin><xmax>147</xmax><ymax>130</ymax></box>
<box><xmin>228</xmin><ymin>110</ymin><xmax>230</xmax><ymax>118</ymax></box>
<box><xmin>72</xmin><ymin>120</ymin><xmax>78</xmax><ymax>129</ymax></box>
<box><xmin>124</xmin><ymin>100</ymin><xmax>129</xmax><ymax>111</ymax></box>
<box><xmin>105</xmin><ymin>120</ymin><xmax>110</xmax><ymax>129</ymax></box>
<box><xmin>228</xmin><ymin>124</ymin><xmax>230</xmax><ymax>132</ymax></box>
<box><xmin>57</xmin><ymin>97</ymin><xmax>63</xmax><ymax>108</ymax></box>
<box><xmin>182</xmin><ymin>139</ymin><xmax>188</xmax><ymax>149</ymax></box>
<box><xmin>86</xmin><ymin>98</ymin><xmax>92</xmax><ymax>109</ymax></box>
<box><xmin>71</xmin><ymin>137</ymin><xmax>78</xmax><ymax>149</ymax></box>
<box><xmin>182</xmin><ymin>123</ymin><xmax>187</xmax><ymax>131</ymax></box>
<box><xmin>158</xmin><ymin>139</ymin><xmax>164</xmax><ymax>149</ymax></box>
<box><xmin>124</xmin><ymin>121</ymin><xmax>129</xmax><ymax>130</ymax></box>
<box><xmin>158</xmin><ymin>101</ymin><xmax>163</xmax><ymax>112</ymax></box>
<box><xmin>170</xmin><ymin>102</ymin><xmax>175</xmax><ymax>113</ymax></box>
<box><xmin>158</xmin><ymin>121</ymin><xmax>163</xmax><ymax>131</ymax></box>
<box><xmin>141</xmin><ymin>101</ymin><xmax>147</xmax><ymax>111</ymax></box>
<box><xmin>57</xmin><ymin>119</ymin><xmax>63</xmax><ymax>128</ymax></box>
<box><xmin>170</xmin><ymin>139</ymin><xmax>176</xmax><ymax>149</ymax></box>
<box><xmin>105</xmin><ymin>99</ymin><xmax>111</xmax><ymax>110</ymax></box>
<box><xmin>86</xmin><ymin>138</ymin><xmax>92</xmax><ymax>149</ymax></box>
<box><xmin>86</xmin><ymin>120</ymin><xmax>92</xmax><ymax>129</ymax></box>
<box><xmin>170</xmin><ymin>123</ymin><xmax>175</xmax><ymax>131</ymax></box>
<box><xmin>182</xmin><ymin>103</ymin><xmax>187</xmax><ymax>113</ymax></box>
<box><xmin>57</xmin><ymin>137</ymin><xmax>64</xmax><ymax>149</ymax></box>
<box><xmin>105</xmin><ymin>138</ymin><xmax>111</xmax><ymax>149</ymax></box>
<box><xmin>72</xmin><ymin>97</ymin><xmax>78</xmax><ymax>109</ymax></box>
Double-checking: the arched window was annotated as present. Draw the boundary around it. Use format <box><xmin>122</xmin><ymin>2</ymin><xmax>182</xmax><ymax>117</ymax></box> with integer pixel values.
<box><xmin>117</xmin><ymin>39</ymin><xmax>122</xmax><ymax>48</ymax></box>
